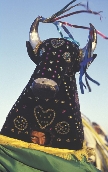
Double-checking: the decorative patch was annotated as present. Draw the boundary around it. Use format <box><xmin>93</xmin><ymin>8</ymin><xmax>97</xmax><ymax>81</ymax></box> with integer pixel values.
<box><xmin>62</xmin><ymin>52</ymin><xmax>71</xmax><ymax>63</ymax></box>
<box><xmin>55</xmin><ymin>121</ymin><xmax>70</xmax><ymax>134</ymax></box>
<box><xmin>51</xmin><ymin>39</ymin><xmax>65</xmax><ymax>48</ymax></box>
<box><xmin>34</xmin><ymin>106</ymin><xmax>56</xmax><ymax>129</ymax></box>
<box><xmin>14</xmin><ymin>116</ymin><xmax>28</xmax><ymax>131</ymax></box>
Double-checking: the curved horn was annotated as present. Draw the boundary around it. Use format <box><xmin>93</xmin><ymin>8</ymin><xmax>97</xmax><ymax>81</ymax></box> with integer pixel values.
<box><xmin>29</xmin><ymin>17</ymin><xmax>42</xmax><ymax>52</ymax></box>
<box><xmin>79</xmin><ymin>23</ymin><xmax>97</xmax><ymax>63</ymax></box>
<box><xmin>89</xmin><ymin>23</ymin><xmax>97</xmax><ymax>57</ymax></box>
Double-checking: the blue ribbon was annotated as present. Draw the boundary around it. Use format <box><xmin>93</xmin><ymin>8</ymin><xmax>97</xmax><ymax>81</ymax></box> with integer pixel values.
<box><xmin>53</xmin><ymin>21</ymin><xmax>80</xmax><ymax>46</ymax></box>
<box><xmin>79</xmin><ymin>24</ymin><xmax>100</xmax><ymax>94</ymax></box>
<box><xmin>61</xmin><ymin>24</ymin><xmax>74</xmax><ymax>40</ymax></box>
<box><xmin>85</xmin><ymin>72</ymin><xmax>100</xmax><ymax>86</ymax></box>
<box><xmin>53</xmin><ymin>21</ymin><xmax>64</xmax><ymax>38</ymax></box>
<box><xmin>79</xmin><ymin>57</ymin><xmax>100</xmax><ymax>94</ymax></box>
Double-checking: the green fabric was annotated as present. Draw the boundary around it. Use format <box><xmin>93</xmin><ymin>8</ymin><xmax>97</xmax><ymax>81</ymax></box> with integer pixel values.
<box><xmin>0</xmin><ymin>144</ymin><xmax>100</xmax><ymax>172</ymax></box>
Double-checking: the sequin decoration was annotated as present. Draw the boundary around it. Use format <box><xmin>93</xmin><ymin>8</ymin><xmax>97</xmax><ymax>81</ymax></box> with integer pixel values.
<box><xmin>52</xmin><ymin>52</ymin><xmax>56</xmax><ymax>55</ymax></box>
<box><xmin>40</xmin><ymin>47</ymin><xmax>45</xmax><ymax>56</ymax></box>
<box><xmin>34</xmin><ymin>106</ymin><xmax>56</xmax><ymax>129</ymax></box>
<box><xmin>55</xmin><ymin>121</ymin><xmax>70</xmax><ymax>134</ymax></box>
<box><xmin>14</xmin><ymin>116</ymin><xmax>28</xmax><ymax>131</ymax></box>
<box><xmin>66</xmin><ymin>139</ymin><xmax>70</xmax><ymax>142</ymax></box>
<box><xmin>75</xmin><ymin>91</ymin><xmax>80</xmax><ymax>109</ymax></box>
<box><xmin>62</xmin><ymin>52</ymin><xmax>71</xmax><ymax>63</ymax></box>
<box><xmin>57</xmin><ymin>138</ymin><xmax>61</xmax><ymax>141</ymax></box>
<box><xmin>51</xmin><ymin>39</ymin><xmax>65</xmax><ymax>48</ymax></box>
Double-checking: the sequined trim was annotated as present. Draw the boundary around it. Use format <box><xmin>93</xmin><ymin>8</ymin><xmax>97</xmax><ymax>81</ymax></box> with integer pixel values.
<box><xmin>34</xmin><ymin>106</ymin><xmax>56</xmax><ymax>129</ymax></box>
<box><xmin>14</xmin><ymin>116</ymin><xmax>28</xmax><ymax>131</ymax></box>
<box><xmin>55</xmin><ymin>121</ymin><xmax>70</xmax><ymax>134</ymax></box>
<box><xmin>51</xmin><ymin>39</ymin><xmax>65</xmax><ymax>48</ymax></box>
<box><xmin>0</xmin><ymin>134</ymin><xmax>92</xmax><ymax>161</ymax></box>
<box><xmin>62</xmin><ymin>52</ymin><xmax>71</xmax><ymax>63</ymax></box>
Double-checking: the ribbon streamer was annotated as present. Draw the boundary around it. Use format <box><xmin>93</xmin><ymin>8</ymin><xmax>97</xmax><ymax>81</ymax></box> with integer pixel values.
<box><xmin>53</xmin><ymin>10</ymin><xmax>102</xmax><ymax>21</ymax></box>
<box><xmin>39</xmin><ymin>1</ymin><xmax>108</xmax><ymax>94</ymax></box>
<box><xmin>58</xmin><ymin>22</ymin><xmax>108</xmax><ymax>40</ymax></box>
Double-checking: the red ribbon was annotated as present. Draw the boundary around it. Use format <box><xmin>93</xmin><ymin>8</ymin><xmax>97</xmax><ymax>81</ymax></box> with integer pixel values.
<box><xmin>57</xmin><ymin>21</ymin><xmax>108</xmax><ymax>40</ymax></box>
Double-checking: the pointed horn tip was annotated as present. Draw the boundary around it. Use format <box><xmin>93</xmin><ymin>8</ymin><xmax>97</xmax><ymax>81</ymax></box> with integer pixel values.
<box><xmin>30</xmin><ymin>16</ymin><xmax>42</xmax><ymax>32</ymax></box>
<box><xmin>89</xmin><ymin>23</ymin><xmax>97</xmax><ymax>31</ymax></box>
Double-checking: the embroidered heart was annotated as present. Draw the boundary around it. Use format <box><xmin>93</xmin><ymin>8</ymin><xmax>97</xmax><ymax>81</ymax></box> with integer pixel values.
<box><xmin>34</xmin><ymin>106</ymin><xmax>56</xmax><ymax>129</ymax></box>
<box><xmin>51</xmin><ymin>39</ymin><xmax>65</xmax><ymax>48</ymax></box>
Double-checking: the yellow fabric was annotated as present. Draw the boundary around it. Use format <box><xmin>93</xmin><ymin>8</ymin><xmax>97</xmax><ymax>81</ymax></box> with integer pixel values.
<box><xmin>82</xmin><ymin>118</ymin><xmax>108</xmax><ymax>151</ymax></box>
<box><xmin>1</xmin><ymin>119</ymin><xmax>107</xmax><ymax>162</ymax></box>
<box><xmin>0</xmin><ymin>134</ymin><xmax>92</xmax><ymax>161</ymax></box>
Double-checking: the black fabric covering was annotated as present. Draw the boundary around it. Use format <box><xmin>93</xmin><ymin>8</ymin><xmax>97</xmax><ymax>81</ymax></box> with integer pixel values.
<box><xmin>1</xmin><ymin>38</ymin><xmax>84</xmax><ymax>150</ymax></box>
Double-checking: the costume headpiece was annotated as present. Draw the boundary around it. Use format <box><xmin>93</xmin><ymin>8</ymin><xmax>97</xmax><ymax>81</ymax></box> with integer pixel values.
<box><xmin>1</xmin><ymin>0</ymin><xmax>108</xmax><ymax>151</ymax></box>
<box><xmin>29</xmin><ymin>0</ymin><xmax>108</xmax><ymax>93</ymax></box>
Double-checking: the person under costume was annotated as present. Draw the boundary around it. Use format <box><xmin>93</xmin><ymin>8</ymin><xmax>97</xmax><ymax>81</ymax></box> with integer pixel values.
<box><xmin>29</xmin><ymin>127</ymin><xmax>51</xmax><ymax>146</ymax></box>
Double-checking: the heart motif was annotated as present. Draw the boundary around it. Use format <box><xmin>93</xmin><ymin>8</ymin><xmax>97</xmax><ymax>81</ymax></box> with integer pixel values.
<box><xmin>51</xmin><ymin>39</ymin><xmax>65</xmax><ymax>48</ymax></box>
<box><xmin>34</xmin><ymin>106</ymin><xmax>56</xmax><ymax>129</ymax></box>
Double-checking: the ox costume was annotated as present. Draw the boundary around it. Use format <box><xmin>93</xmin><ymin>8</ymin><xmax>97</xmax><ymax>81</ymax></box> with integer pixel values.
<box><xmin>0</xmin><ymin>0</ymin><xmax>108</xmax><ymax>172</ymax></box>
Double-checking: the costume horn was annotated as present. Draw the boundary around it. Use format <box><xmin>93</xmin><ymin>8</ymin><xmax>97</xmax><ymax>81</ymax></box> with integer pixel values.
<box><xmin>80</xmin><ymin>23</ymin><xmax>97</xmax><ymax>67</ymax></box>
<box><xmin>29</xmin><ymin>17</ymin><xmax>42</xmax><ymax>52</ymax></box>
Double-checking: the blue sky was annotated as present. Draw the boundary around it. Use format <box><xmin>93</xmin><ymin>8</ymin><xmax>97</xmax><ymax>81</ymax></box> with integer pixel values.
<box><xmin>0</xmin><ymin>0</ymin><xmax>108</xmax><ymax>134</ymax></box>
